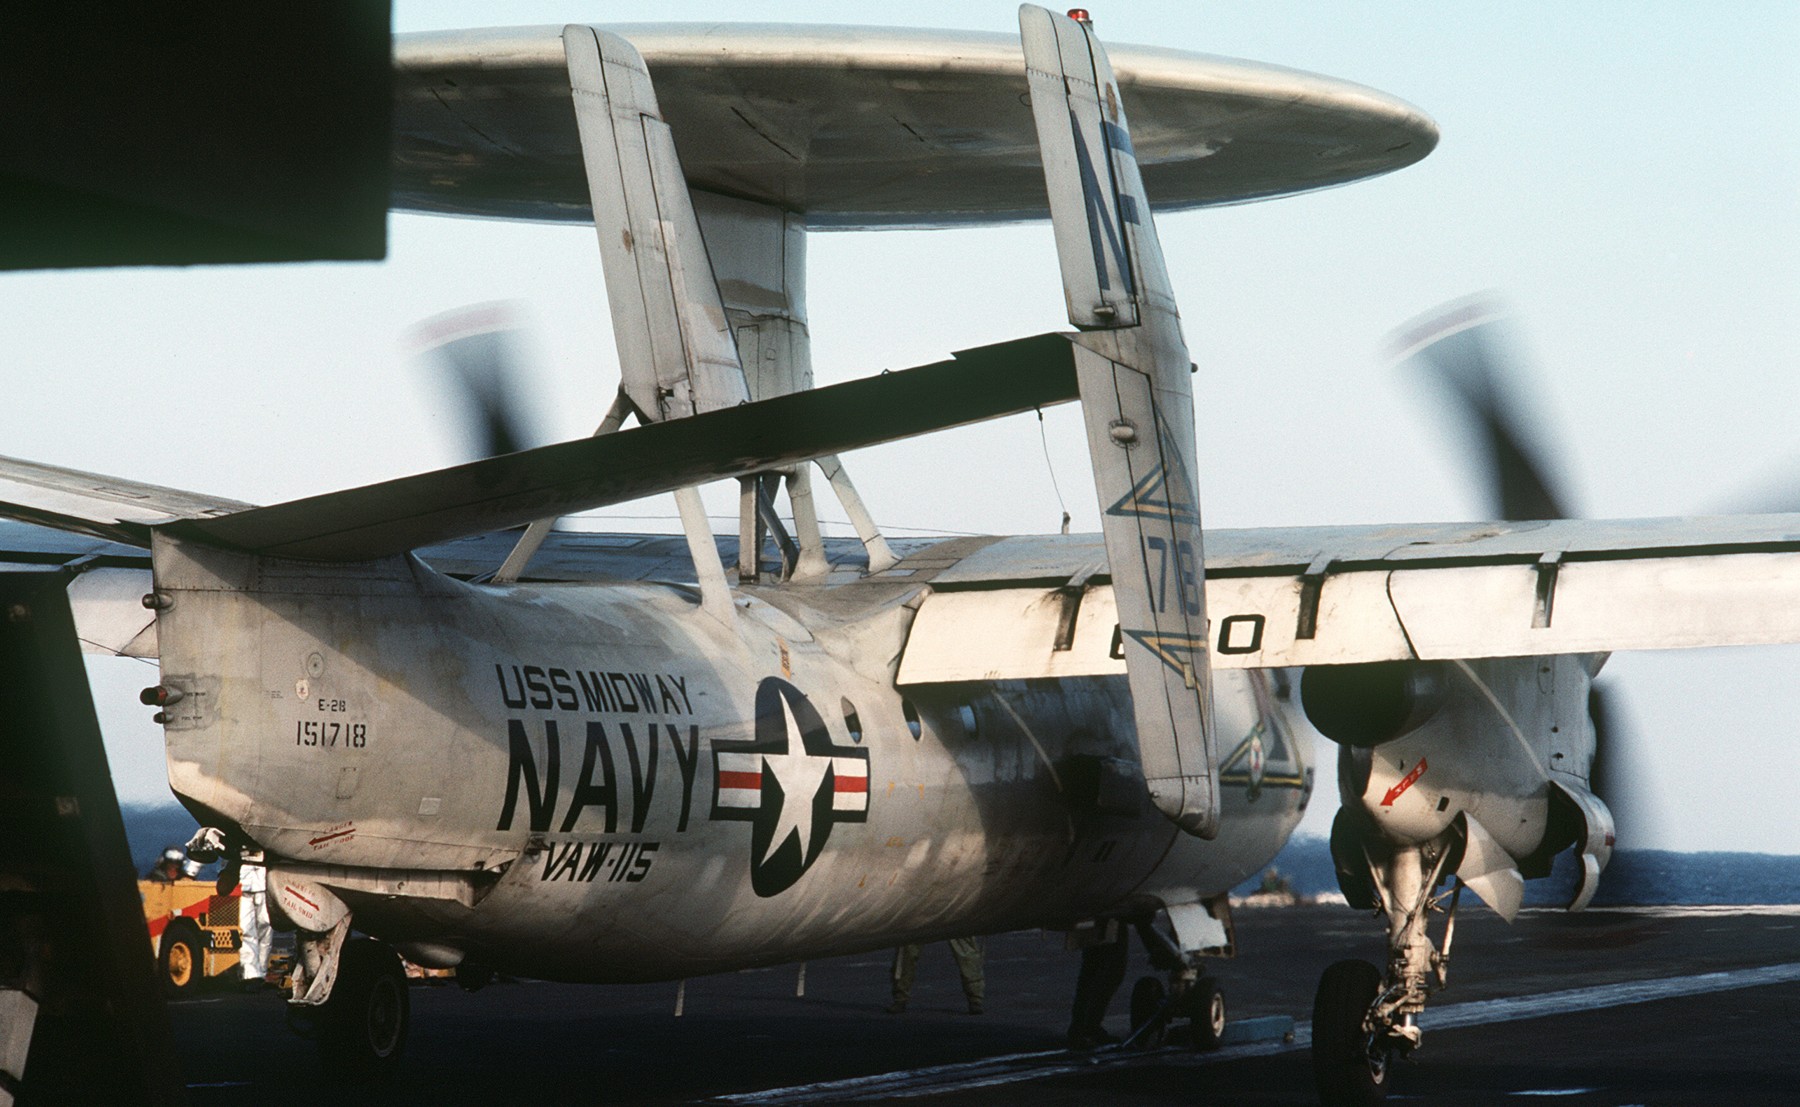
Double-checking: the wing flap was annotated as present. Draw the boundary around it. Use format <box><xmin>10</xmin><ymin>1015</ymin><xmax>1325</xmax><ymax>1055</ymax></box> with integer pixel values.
<box><xmin>1389</xmin><ymin>552</ymin><xmax>1800</xmax><ymax>659</ymax></box>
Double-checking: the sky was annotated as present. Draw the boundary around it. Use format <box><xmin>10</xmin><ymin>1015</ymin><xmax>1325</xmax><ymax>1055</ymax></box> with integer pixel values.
<box><xmin>6</xmin><ymin>3</ymin><xmax>1798</xmax><ymax>851</ymax></box>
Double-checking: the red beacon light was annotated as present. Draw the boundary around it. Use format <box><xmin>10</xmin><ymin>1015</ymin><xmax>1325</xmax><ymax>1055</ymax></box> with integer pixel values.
<box><xmin>1066</xmin><ymin>8</ymin><xmax>1093</xmax><ymax>25</ymax></box>
<box><xmin>139</xmin><ymin>684</ymin><xmax>184</xmax><ymax>707</ymax></box>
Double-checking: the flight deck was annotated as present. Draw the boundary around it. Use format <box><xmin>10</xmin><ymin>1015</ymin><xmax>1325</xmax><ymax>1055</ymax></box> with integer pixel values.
<box><xmin>160</xmin><ymin>903</ymin><xmax>1800</xmax><ymax>1105</ymax></box>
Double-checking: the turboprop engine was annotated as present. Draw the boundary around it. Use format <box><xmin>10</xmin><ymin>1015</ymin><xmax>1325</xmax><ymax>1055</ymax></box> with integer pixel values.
<box><xmin>1314</xmin><ymin>653</ymin><xmax>1615</xmax><ymax>917</ymax></box>
<box><xmin>1306</xmin><ymin>301</ymin><xmax>1639</xmax><ymax>1104</ymax></box>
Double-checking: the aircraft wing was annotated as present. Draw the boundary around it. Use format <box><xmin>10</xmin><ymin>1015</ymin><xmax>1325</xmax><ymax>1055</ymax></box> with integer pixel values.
<box><xmin>17</xmin><ymin>512</ymin><xmax>1800</xmax><ymax>664</ymax></box>
<box><xmin>895</xmin><ymin>514</ymin><xmax>1800</xmax><ymax>682</ymax></box>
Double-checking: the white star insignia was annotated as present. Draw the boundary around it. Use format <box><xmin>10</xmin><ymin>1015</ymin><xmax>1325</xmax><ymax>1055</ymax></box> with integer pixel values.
<box><xmin>757</xmin><ymin>695</ymin><xmax>831</xmax><ymax>865</ymax></box>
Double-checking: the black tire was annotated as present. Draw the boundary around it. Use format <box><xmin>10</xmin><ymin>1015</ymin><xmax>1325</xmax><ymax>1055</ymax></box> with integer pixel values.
<box><xmin>1128</xmin><ymin>975</ymin><xmax>1167</xmax><ymax>1047</ymax></box>
<box><xmin>1188</xmin><ymin>977</ymin><xmax>1227</xmax><ymax>1051</ymax></box>
<box><xmin>158</xmin><ymin>920</ymin><xmax>204</xmax><ymax>994</ymax></box>
<box><xmin>1312</xmin><ymin>958</ymin><xmax>1388</xmax><ymax>1107</ymax></box>
<box><xmin>317</xmin><ymin>938</ymin><xmax>410</xmax><ymax>1081</ymax></box>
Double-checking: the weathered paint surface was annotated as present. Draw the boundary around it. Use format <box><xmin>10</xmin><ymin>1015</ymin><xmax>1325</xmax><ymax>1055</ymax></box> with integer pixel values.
<box><xmin>150</xmin><ymin>533</ymin><xmax>1309</xmax><ymax>984</ymax></box>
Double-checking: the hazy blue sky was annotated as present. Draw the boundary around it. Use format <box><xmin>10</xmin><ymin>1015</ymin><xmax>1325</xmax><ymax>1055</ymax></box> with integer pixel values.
<box><xmin>7</xmin><ymin>3</ymin><xmax>1798</xmax><ymax>850</ymax></box>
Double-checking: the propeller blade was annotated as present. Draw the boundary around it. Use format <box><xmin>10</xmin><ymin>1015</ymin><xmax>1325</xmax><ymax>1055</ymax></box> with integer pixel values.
<box><xmin>412</xmin><ymin>302</ymin><xmax>537</xmax><ymax>460</ymax></box>
<box><xmin>1396</xmin><ymin>299</ymin><xmax>1650</xmax><ymax>865</ymax></box>
<box><xmin>1390</xmin><ymin>296</ymin><xmax>1569</xmax><ymax>521</ymax></box>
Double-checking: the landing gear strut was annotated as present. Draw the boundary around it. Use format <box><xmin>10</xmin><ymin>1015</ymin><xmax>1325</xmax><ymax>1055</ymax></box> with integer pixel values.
<box><xmin>1311</xmin><ymin>840</ymin><xmax>1463</xmax><ymax>1105</ymax></box>
<box><xmin>1124</xmin><ymin>919</ymin><xmax>1228</xmax><ymax>1051</ymax></box>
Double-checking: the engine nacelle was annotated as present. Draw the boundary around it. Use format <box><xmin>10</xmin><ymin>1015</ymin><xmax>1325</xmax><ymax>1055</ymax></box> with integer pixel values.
<box><xmin>1300</xmin><ymin>661</ymin><xmax>1449</xmax><ymax>748</ymax></box>
<box><xmin>1324</xmin><ymin>654</ymin><xmax>1613</xmax><ymax>917</ymax></box>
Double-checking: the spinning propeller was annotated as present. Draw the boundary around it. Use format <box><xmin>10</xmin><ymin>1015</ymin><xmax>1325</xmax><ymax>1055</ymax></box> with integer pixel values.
<box><xmin>410</xmin><ymin>302</ymin><xmax>542</xmax><ymax>461</ymax></box>
<box><xmin>1393</xmin><ymin>296</ymin><xmax>1640</xmax><ymax>845</ymax></box>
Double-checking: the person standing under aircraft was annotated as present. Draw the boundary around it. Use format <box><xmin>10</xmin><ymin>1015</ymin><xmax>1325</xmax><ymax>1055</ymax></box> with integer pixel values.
<box><xmin>1067</xmin><ymin>918</ymin><xmax>1183</xmax><ymax>1048</ymax></box>
<box><xmin>222</xmin><ymin>849</ymin><xmax>273</xmax><ymax>991</ymax></box>
<box><xmin>1066</xmin><ymin>928</ymin><xmax>1128</xmax><ymax>1048</ymax></box>
<box><xmin>887</xmin><ymin>939</ymin><xmax>985</xmax><ymax>1015</ymax></box>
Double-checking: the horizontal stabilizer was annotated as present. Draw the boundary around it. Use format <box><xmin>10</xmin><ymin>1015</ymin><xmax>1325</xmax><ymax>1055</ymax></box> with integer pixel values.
<box><xmin>0</xmin><ymin>456</ymin><xmax>252</xmax><ymax>547</ymax></box>
<box><xmin>174</xmin><ymin>334</ymin><xmax>1079</xmax><ymax>561</ymax></box>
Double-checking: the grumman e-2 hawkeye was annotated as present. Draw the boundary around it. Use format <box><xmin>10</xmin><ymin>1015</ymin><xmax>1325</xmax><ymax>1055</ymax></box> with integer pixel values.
<box><xmin>9</xmin><ymin>9</ymin><xmax>1800</xmax><ymax>1104</ymax></box>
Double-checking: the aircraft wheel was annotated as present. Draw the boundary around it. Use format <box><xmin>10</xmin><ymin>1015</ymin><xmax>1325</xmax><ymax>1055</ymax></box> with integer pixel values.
<box><xmin>1188</xmin><ymin>977</ymin><xmax>1226</xmax><ymax>1051</ymax></box>
<box><xmin>158</xmin><ymin>920</ymin><xmax>204</xmax><ymax>994</ymax></box>
<box><xmin>1311</xmin><ymin>959</ymin><xmax>1388</xmax><ymax>1107</ymax></box>
<box><xmin>1128</xmin><ymin>975</ymin><xmax>1167</xmax><ymax>1046</ymax></box>
<box><xmin>317</xmin><ymin>938</ymin><xmax>410</xmax><ymax>1081</ymax></box>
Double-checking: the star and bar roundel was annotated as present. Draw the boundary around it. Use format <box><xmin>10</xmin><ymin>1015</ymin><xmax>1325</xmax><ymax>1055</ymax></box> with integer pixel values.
<box><xmin>710</xmin><ymin>677</ymin><xmax>869</xmax><ymax>897</ymax></box>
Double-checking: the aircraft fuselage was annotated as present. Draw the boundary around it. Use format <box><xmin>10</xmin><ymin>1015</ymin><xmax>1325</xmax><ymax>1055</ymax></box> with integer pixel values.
<box><xmin>151</xmin><ymin>533</ymin><xmax>1309</xmax><ymax>983</ymax></box>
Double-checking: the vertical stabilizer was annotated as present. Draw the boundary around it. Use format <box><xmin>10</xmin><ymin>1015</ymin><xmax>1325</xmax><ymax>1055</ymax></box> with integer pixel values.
<box><xmin>1020</xmin><ymin>5</ymin><xmax>1218</xmax><ymax>837</ymax></box>
<box><xmin>562</xmin><ymin>25</ymin><xmax>743</xmax><ymax>619</ymax></box>
<box><xmin>563</xmin><ymin>25</ymin><xmax>750</xmax><ymax>421</ymax></box>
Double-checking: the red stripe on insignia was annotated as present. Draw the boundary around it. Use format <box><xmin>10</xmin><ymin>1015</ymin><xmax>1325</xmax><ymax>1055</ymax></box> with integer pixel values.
<box><xmin>834</xmin><ymin>776</ymin><xmax>868</xmax><ymax>793</ymax></box>
<box><xmin>719</xmin><ymin>771</ymin><xmax>762</xmax><ymax>790</ymax></box>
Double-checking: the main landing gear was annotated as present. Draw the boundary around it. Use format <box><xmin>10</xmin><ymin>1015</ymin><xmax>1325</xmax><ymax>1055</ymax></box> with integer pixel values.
<box><xmin>288</xmin><ymin>927</ymin><xmax>411</xmax><ymax>1081</ymax></box>
<box><xmin>1122</xmin><ymin>912</ymin><xmax>1229</xmax><ymax>1052</ymax></box>
<box><xmin>1127</xmin><ymin>965</ymin><xmax>1227</xmax><ymax>1050</ymax></box>
<box><xmin>1311</xmin><ymin>842</ymin><xmax>1463</xmax><ymax>1106</ymax></box>
<box><xmin>1311</xmin><ymin>959</ymin><xmax>1386</xmax><ymax>1106</ymax></box>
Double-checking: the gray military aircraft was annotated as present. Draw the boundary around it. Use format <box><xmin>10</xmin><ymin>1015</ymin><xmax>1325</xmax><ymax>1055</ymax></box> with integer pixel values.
<box><xmin>8</xmin><ymin>9</ymin><xmax>1800</xmax><ymax>1105</ymax></box>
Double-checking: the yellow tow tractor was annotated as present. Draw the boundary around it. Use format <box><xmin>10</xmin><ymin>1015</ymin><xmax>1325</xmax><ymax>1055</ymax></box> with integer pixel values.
<box><xmin>139</xmin><ymin>877</ymin><xmax>242</xmax><ymax>992</ymax></box>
